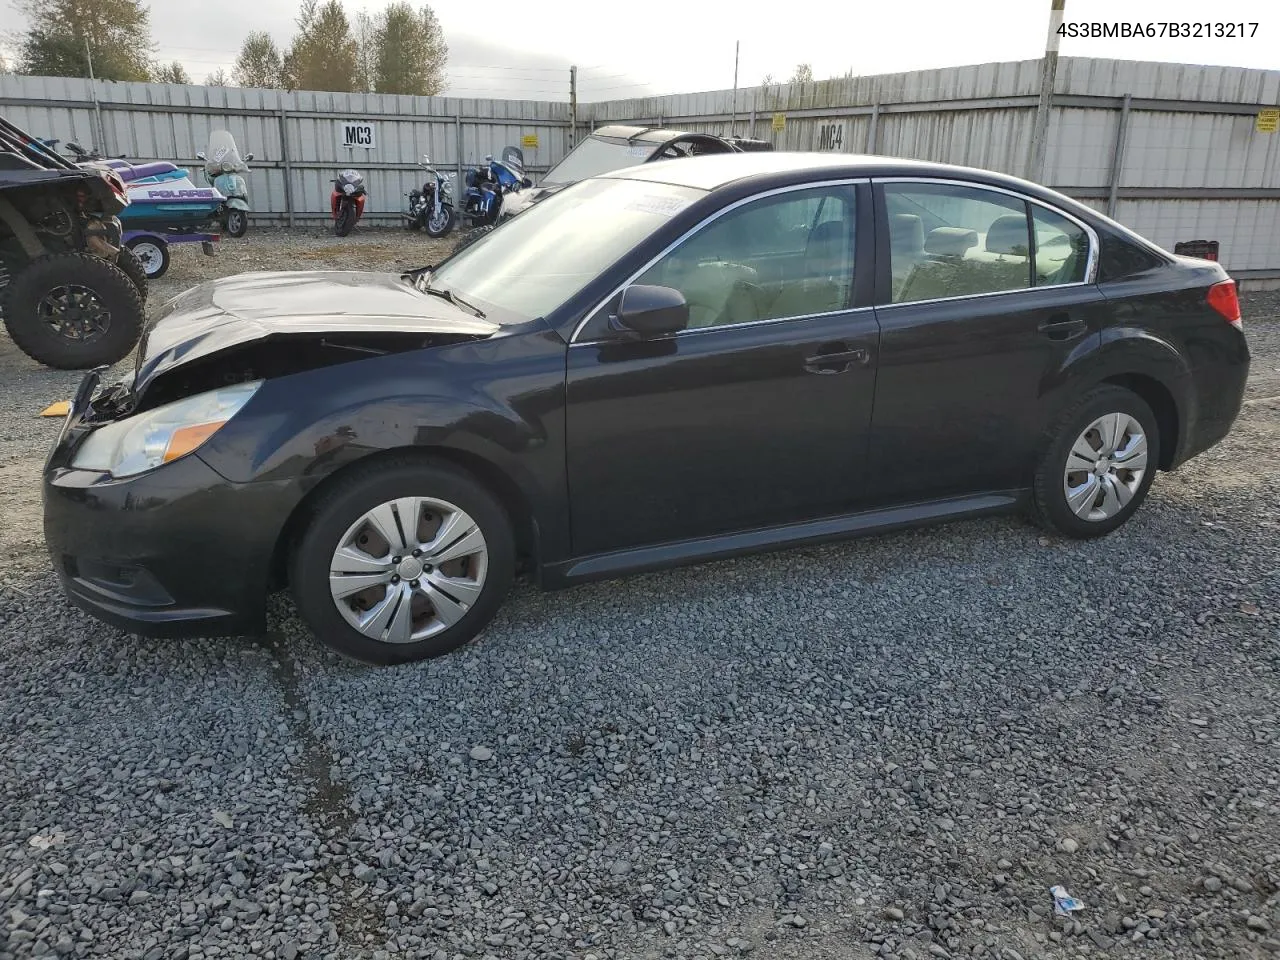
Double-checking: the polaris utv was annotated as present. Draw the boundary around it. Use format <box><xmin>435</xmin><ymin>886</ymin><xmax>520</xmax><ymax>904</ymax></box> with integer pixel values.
<box><xmin>0</xmin><ymin>116</ymin><xmax>147</xmax><ymax>369</ymax></box>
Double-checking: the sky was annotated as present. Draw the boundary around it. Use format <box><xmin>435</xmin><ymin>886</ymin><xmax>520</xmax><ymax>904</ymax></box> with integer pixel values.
<box><xmin>2</xmin><ymin>0</ymin><xmax>1275</xmax><ymax>99</ymax></box>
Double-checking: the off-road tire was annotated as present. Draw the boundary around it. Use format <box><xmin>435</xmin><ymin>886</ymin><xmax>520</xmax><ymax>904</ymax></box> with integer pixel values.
<box><xmin>115</xmin><ymin>246</ymin><xmax>149</xmax><ymax>300</ymax></box>
<box><xmin>290</xmin><ymin>459</ymin><xmax>516</xmax><ymax>665</ymax></box>
<box><xmin>1</xmin><ymin>252</ymin><xmax>144</xmax><ymax>369</ymax></box>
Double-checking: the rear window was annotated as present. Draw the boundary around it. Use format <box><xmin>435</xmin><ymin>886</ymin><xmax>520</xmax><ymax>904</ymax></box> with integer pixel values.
<box><xmin>1097</xmin><ymin>233</ymin><xmax>1167</xmax><ymax>282</ymax></box>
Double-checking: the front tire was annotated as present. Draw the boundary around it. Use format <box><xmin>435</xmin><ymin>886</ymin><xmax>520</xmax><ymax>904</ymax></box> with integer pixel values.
<box><xmin>290</xmin><ymin>460</ymin><xmax>516</xmax><ymax>665</ymax></box>
<box><xmin>425</xmin><ymin>204</ymin><xmax>456</xmax><ymax>238</ymax></box>
<box><xmin>334</xmin><ymin>201</ymin><xmax>356</xmax><ymax>237</ymax></box>
<box><xmin>1</xmin><ymin>252</ymin><xmax>144</xmax><ymax>369</ymax></box>
<box><xmin>1031</xmin><ymin>385</ymin><xmax>1159</xmax><ymax>539</ymax></box>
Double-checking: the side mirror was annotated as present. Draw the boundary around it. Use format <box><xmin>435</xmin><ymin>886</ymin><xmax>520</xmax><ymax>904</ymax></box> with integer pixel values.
<box><xmin>244</xmin><ymin>152</ymin><xmax>254</xmax><ymax>161</ymax></box>
<box><xmin>195</xmin><ymin>151</ymin><xmax>206</xmax><ymax>160</ymax></box>
<box><xmin>612</xmin><ymin>285</ymin><xmax>688</xmax><ymax>338</ymax></box>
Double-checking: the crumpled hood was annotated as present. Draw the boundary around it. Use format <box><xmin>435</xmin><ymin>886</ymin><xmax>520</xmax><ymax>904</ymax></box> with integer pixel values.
<box><xmin>133</xmin><ymin>270</ymin><xmax>498</xmax><ymax>392</ymax></box>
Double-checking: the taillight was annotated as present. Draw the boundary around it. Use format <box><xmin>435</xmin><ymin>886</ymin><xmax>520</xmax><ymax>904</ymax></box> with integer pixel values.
<box><xmin>1207</xmin><ymin>279</ymin><xmax>1242</xmax><ymax>329</ymax></box>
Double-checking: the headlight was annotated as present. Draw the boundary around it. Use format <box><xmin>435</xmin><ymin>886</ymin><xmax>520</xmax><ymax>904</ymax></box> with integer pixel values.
<box><xmin>343</xmin><ymin>183</ymin><xmax>355</xmax><ymax>195</ymax></box>
<box><xmin>72</xmin><ymin>381</ymin><xmax>262</xmax><ymax>477</ymax></box>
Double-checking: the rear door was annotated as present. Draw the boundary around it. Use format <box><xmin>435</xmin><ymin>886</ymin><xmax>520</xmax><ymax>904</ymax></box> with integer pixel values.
<box><xmin>866</xmin><ymin>178</ymin><xmax>1109</xmax><ymax>505</ymax></box>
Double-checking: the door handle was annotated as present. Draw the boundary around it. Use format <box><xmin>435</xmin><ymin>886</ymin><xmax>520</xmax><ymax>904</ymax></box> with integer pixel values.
<box><xmin>804</xmin><ymin>344</ymin><xmax>870</xmax><ymax>374</ymax></box>
<box><xmin>1038</xmin><ymin>313</ymin><xmax>1087</xmax><ymax>341</ymax></box>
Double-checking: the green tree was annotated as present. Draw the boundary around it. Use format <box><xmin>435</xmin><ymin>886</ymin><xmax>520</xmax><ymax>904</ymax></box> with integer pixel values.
<box><xmin>154</xmin><ymin>60</ymin><xmax>191</xmax><ymax>84</ymax></box>
<box><xmin>285</xmin><ymin>0</ymin><xmax>358</xmax><ymax>93</ymax></box>
<box><xmin>370</xmin><ymin>2</ymin><xmax>447</xmax><ymax>96</ymax></box>
<box><xmin>205</xmin><ymin>68</ymin><xmax>229</xmax><ymax>86</ymax></box>
<box><xmin>16</xmin><ymin>0</ymin><xmax>154</xmax><ymax>81</ymax></box>
<box><xmin>233</xmin><ymin>31</ymin><xmax>285</xmax><ymax>88</ymax></box>
<box><xmin>789</xmin><ymin>63</ymin><xmax>813</xmax><ymax>84</ymax></box>
<box><xmin>354</xmin><ymin>9</ymin><xmax>376</xmax><ymax>93</ymax></box>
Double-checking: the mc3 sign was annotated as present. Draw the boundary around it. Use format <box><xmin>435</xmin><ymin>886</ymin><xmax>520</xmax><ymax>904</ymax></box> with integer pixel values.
<box><xmin>341</xmin><ymin>122</ymin><xmax>376</xmax><ymax>149</ymax></box>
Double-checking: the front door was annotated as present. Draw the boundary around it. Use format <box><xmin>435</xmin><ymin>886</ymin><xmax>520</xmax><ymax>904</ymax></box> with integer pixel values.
<box><xmin>565</xmin><ymin>182</ymin><xmax>880</xmax><ymax>557</ymax></box>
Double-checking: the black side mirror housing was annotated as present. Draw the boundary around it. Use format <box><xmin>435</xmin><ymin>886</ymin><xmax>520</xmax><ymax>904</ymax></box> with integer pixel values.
<box><xmin>611</xmin><ymin>285</ymin><xmax>689</xmax><ymax>338</ymax></box>
<box><xmin>244</xmin><ymin>153</ymin><xmax>254</xmax><ymax>161</ymax></box>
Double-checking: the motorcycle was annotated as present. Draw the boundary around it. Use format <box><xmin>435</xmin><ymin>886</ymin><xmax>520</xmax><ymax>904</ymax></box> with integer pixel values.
<box><xmin>403</xmin><ymin>155</ymin><xmax>456</xmax><ymax>237</ymax></box>
<box><xmin>196</xmin><ymin>130</ymin><xmax>253</xmax><ymax>238</ymax></box>
<box><xmin>460</xmin><ymin>146</ymin><xmax>528</xmax><ymax>228</ymax></box>
<box><xmin>331</xmin><ymin>169</ymin><xmax>367</xmax><ymax>237</ymax></box>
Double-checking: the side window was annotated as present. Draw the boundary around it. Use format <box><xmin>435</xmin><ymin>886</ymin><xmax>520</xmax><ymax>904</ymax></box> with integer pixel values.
<box><xmin>633</xmin><ymin>186</ymin><xmax>855</xmax><ymax>329</ymax></box>
<box><xmin>884</xmin><ymin>182</ymin><xmax>1031</xmax><ymax>304</ymax></box>
<box><xmin>1032</xmin><ymin>206</ymin><xmax>1090</xmax><ymax>286</ymax></box>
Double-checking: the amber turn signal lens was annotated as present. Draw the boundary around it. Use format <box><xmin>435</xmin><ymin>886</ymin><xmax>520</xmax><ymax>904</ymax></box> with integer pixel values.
<box><xmin>163</xmin><ymin>421</ymin><xmax>225</xmax><ymax>462</ymax></box>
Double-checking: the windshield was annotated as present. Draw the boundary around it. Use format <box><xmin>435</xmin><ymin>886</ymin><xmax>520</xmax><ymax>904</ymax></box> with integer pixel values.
<box><xmin>541</xmin><ymin>136</ymin><xmax>656</xmax><ymax>185</ymax></box>
<box><xmin>427</xmin><ymin>177</ymin><xmax>704</xmax><ymax>318</ymax></box>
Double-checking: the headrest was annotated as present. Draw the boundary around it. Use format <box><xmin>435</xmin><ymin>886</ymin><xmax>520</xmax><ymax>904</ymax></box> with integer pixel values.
<box><xmin>924</xmin><ymin>227</ymin><xmax>978</xmax><ymax>257</ymax></box>
<box><xmin>807</xmin><ymin>219</ymin><xmax>847</xmax><ymax>252</ymax></box>
<box><xmin>986</xmin><ymin>215</ymin><xmax>1030</xmax><ymax>256</ymax></box>
<box><xmin>890</xmin><ymin>214</ymin><xmax>925</xmax><ymax>253</ymax></box>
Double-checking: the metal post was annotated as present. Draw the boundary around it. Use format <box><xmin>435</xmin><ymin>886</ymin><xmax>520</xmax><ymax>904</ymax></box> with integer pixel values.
<box><xmin>1106</xmin><ymin>93</ymin><xmax>1132</xmax><ymax>218</ymax></box>
<box><xmin>569</xmin><ymin>66</ymin><xmax>578</xmax><ymax>148</ymax></box>
<box><xmin>278</xmin><ymin>108</ymin><xmax>294</xmax><ymax>228</ymax></box>
<box><xmin>730</xmin><ymin>41</ymin><xmax>739</xmax><ymax>135</ymax></box>
<box><xmin>455</xmin><ymin>108</ymin><xmax>463</xmax><ymax>186</ymax></box>
<box><xmin>84</xmin><ymin>37</ymin><xmax>108</xmax><ymax>153</ymax></box>
<box><xmin>1027</xmin><ymin>0</ymin><xmax>1066</xmax><ymax>181</ymax></box>
<box><xmin>866</xmin><ymin>100</ymin><xmax>880</xmax><ymax>154</ymax></box>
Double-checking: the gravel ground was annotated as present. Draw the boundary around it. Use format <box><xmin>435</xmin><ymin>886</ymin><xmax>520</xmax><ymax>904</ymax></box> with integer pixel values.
<box><xmin>2</xmin><ymin>234</ymin><xmax>1279</xmax><ymax>960</ymax></box>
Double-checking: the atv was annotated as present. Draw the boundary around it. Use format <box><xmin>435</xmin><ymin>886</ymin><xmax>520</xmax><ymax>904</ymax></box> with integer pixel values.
<box><xmin>0</xmin><ymin>116</ymin><xmax>147</xmax><ymax>369</ymax></box>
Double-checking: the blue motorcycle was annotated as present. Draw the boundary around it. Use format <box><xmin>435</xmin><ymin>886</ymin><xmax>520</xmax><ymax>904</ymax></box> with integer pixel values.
<box><xmin>460</xmin><ymin>146</ymin><xmax>530</xmax><ymax>228</ymax></box>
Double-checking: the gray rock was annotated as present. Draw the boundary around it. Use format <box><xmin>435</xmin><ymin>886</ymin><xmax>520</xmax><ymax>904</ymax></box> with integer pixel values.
<box><xmin>469</xmin><ymin>745</ymin><xmax>494</xmax><ymax>762</ymax></box>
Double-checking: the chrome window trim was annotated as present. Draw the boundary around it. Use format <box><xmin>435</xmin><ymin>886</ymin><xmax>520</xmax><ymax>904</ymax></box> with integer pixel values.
<box><xmin>876</xmin><ymin>176</ymin><xmax>1100</xmax><ymax>304</ymax></box>
<box><xmin>568</xmin><ymin>178</ymin><xmax>869</xmax><ymax>346</ymax></box>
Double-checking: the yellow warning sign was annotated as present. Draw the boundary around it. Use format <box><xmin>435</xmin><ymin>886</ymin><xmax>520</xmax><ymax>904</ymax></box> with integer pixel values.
<box><xmin>771</xmin><ymin>113</ymin><xmax>786</xmax><ymax>132</ymax></box>
<box><xmin>521</xmin><ymin>133</ymin><xmax>539</xmax><ymax>148</ymax></box>
<box><xmin>1256</xmin><ymin>109</ymin><xmax>1279</xmax><ymax>133</ymax></box>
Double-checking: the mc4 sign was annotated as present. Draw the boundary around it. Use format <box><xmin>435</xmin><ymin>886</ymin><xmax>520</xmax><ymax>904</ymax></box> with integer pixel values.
<box><xmin>817</xmin><ymin>122</ymin><xmax>845</xmax><ymax>151</ymax></box>
<box><xmin>341</xmin><ymin>122</ymin><xmax>376</xmax><ymax>149</ymax></box>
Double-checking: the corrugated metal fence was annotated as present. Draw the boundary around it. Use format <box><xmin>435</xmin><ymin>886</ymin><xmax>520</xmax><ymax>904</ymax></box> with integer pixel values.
<box><xmin>0</xmin><ymin>75</ymin><xmax>574</xmax><ymax>225</ymax></box>
<box><xmin>3</xmin><ymin>58</ymin><xmax>1279</xmax><ymax>279</ymax></box>
<box><xmin>594</xmin><ymin>58</ymin><xmax>1280</xmax><ymax>281</ymax></box>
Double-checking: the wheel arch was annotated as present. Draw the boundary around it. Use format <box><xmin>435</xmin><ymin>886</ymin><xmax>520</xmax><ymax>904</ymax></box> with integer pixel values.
<box><xmin>269</xmin><ymin>444</ymin><xmax>540</xmax><ymax>591</ymax></box>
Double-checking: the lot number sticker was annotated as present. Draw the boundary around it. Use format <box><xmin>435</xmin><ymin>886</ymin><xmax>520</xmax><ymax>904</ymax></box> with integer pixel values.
<box><xmin>817</xmin><ymin>122</ymin><xmax>846</xmax><ymax>151</ymax></box>
<box><xmin>341</xmin><ymin>122</ymin><xmax>376</xmax><ymax>149</ymax></box>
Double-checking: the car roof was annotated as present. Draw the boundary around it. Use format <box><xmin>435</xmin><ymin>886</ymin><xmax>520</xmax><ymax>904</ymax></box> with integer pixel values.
<box><xmin>589</xmin><ymin>124</ymin><xmax>720</xmax><ymax>145</ymax></box>
<box><xmin>601</xmin><ymin>151</ymin><xmax>1056</xmax><ymax>197</ymax></box>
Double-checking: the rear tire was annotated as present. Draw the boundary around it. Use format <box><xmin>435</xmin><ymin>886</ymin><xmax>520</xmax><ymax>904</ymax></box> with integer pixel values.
<box><xmin>290</xmin><ymin>460</ymin><xmax>516</xmax><ymax>665</ymax></box>
<box><xmin>1</xmin><ymin>252</ymin><xmax>144</xmax><ymax>369</ymax></box>
<box><xmin>115</xmin><ymin>245</ymin><xmax>150</xmax><ymax>299</ymax></box>
<box><xmin>224</xmin><ymin>209</ymin><xmax>249</xmax><ymax>238</ymax></box>
<box><xmin>454</xmin><ymin>223</ymin><xmax>495</xmax><ymax>252</ymax></box>
<box><xmin>1031</xmin><ymin>385</ymin><xmax>1160</xmax><ymax>539</ymax></box>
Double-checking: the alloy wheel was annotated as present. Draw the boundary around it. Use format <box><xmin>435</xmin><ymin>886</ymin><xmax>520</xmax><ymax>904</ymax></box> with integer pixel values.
<box><xmin>328</xmin><ymin>496</ymin><xmax>489</xmax><ymax>644</ymax></box>
<box><xmin>1062</xmin><ymin>412</ymin><xmax>1148</xmax><ymax>522</ymax></box>
<box><xmin>37</xmin><ymin>284</ymin><xmax>111</xmax><ymax>341</ymax></box>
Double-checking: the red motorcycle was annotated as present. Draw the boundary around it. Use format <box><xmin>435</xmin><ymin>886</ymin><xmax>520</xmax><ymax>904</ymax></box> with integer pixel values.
<box><xmin>331</xmin><ymin>169</ymin><xmax>367</xmax><ymax>236</ymax></box>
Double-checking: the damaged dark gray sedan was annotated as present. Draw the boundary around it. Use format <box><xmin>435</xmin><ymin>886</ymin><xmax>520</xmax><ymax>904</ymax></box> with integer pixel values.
<box><xmin>43</xmin><ymin>153</ymin><xmax>1249</xmax><ymax>664</ymax></box>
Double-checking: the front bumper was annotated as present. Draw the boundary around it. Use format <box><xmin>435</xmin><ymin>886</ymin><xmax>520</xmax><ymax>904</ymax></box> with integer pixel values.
<box><xmin>42</xmin><ymin>384</ymin><xmax>297</xmax><ymax>637</ymax></box>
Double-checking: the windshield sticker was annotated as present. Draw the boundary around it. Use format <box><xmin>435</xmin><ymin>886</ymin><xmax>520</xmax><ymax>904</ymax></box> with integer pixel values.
<box><xmin>627</xmin><ymin>145</ymin><xmax>650</xmax><ymax>157</ymax></box>
<box><xmin>624</xmin><ymin>194</ymin><xmax>690</xmax><ymax>217</ymax></box>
